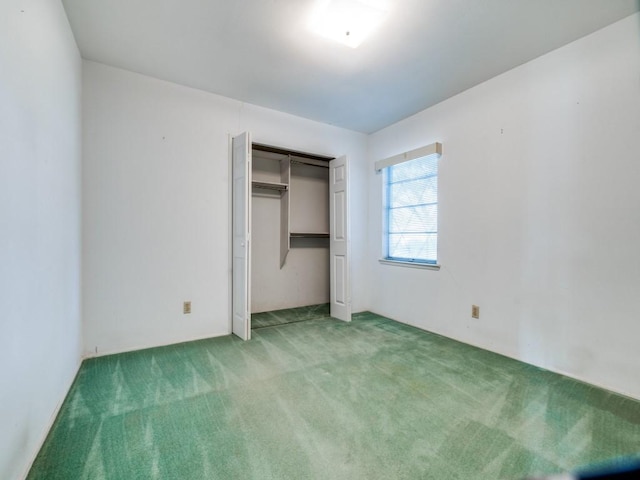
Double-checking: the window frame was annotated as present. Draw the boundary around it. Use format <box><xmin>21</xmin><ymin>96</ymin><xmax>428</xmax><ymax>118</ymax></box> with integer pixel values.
<box><xmin>376</xmin><ymin>143</ymin><xmax>442</xmax><ymax>270</ymax></box>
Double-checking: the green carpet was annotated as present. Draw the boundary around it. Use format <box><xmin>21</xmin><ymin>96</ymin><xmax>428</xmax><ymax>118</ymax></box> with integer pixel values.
<box><xmin>28</xmin><ymin>311</ymin><xmax>640</xmax><ymax>479</ymax></box>
<box><xmin>252</xmin><ymin>303</ymin><xmax>330</xmax><ymax>329</ymax></box>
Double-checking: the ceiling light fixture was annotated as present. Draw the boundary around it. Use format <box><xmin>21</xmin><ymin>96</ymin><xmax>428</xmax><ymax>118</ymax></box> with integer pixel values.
<box><xmin>308</xmin><ymin>0</ymin><xmax>391</xmax><ymax>48</ymax></box>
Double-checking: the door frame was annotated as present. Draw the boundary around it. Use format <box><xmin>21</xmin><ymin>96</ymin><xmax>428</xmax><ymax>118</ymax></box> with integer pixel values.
<box><xmin>230</xmin><ymin>135</ymin><xmax>352</xmax><ymax>339</ymax></box>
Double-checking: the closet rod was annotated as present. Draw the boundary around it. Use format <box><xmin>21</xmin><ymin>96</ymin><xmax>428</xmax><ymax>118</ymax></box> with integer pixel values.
<box><xmin>291</xmin><ymin>158</ymin><xmax>329</xmax><ymax>169</ymax></box>
<box><xmin>252</xmin><ymin>143</ymin><xmax>334</xmax><ymax>163</ymax></box>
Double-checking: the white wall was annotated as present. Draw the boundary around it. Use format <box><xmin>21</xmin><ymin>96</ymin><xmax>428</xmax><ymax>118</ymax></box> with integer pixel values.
<box><xmin>0</xmin><ymin>1</ymin><xmax>82</xmax><ymax>478</ymax></box>
<box><xmin>82</xmin><ymin>61</ymin><xmax>368</xmax><ymax>355</ymax></box>
<box><xmin>367</xmin><ymin>14</ymin><xmax>640</xmax><ymax>399</ymax></box>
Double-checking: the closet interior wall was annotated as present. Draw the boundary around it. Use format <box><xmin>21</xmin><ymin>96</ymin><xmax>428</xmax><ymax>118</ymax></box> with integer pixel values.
<box><xmin>251</xmin><ymin>147</ymin><xmax>330</xmax><ymax>313</ymax></box>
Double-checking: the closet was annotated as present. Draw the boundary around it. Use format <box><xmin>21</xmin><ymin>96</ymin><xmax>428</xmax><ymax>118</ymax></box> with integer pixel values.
<box><xmin>251</xmin><ymin>144</ymin><xmax>331</xmax><ymax>314</ymax></box>
<box><xmin>231</xmin><ymin>132</ymin><xmax>350</xmax><ymax>340</ymax></box>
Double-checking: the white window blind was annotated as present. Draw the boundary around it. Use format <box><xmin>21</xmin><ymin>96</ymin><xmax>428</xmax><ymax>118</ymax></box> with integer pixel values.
<box><xmin>384</xmin><ymin>153</ymin><xmax>439</xmax><ymax>264</ymax></box>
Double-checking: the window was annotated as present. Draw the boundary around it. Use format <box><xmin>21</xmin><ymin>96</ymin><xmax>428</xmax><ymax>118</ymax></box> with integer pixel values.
<box><xmin>384</xmin><ymin>154</ymin><xmax>438</xmax><ymax>264</ymax></box>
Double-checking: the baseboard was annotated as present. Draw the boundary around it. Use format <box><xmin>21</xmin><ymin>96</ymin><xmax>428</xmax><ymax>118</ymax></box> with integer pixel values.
<box><xmin>369</xmin><ymin>311</ymin><xmax>640</xmax><ymax>403</ymax></box>
<box><xmin>459</xmin><ymin>335</ymin><xmax>640</xmax><ymax>402</ymax></box>
<box><xmin>20</xmin><ymin>359</ymin><xmax>82</xmax><ymax>480</ymax></box>
<box><xmin>81</xmin><ymin>330</ymin><xmax>232</xmax><ymax>359</ymax></box>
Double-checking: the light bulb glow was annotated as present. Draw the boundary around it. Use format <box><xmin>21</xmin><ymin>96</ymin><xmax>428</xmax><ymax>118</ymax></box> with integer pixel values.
<box><xmin>308</xmin><ymin>0</ymin><xmax>391</xmax><ymax>48</ymax></box>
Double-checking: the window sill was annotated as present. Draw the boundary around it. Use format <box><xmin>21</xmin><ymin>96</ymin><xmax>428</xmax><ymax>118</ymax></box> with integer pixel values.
<box><xmin>378</xmin><ymin>259</ymin><xmax>441</xmax><ymax>270</ymax></box>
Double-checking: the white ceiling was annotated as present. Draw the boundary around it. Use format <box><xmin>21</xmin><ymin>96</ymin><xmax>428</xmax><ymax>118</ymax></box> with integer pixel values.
<box><xmin>61</xmin><ymin>0</ymin><xmax>639</xmax><ymax>133</ymax></box>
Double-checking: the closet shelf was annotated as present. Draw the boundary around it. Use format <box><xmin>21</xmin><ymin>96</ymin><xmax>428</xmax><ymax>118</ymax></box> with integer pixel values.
<box><xmin>252</xmin><ymin>181</ymin><xmax>288</xmax><ymax>191</ymax></box>
<box><xmin>290</xmin><ymin>232</ymin><xmax>330</xmax><ymax>239</ymax></box>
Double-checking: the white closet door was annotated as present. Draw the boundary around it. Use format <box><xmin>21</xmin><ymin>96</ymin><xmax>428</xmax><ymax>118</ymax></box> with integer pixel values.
<box><xmin>232</xmin><ymin>132</ymin><xmax>252</xmax><ymax>340</ymax></box>
<box><xmin>329</xmin><ymin>156</ymin><xmax>351</xmax><ymax>322</ymax></box>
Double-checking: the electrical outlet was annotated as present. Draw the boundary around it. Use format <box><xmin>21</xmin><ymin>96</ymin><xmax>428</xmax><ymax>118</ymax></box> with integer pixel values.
<box><xmin>183</xmin><ymin>301</ymin><xmax>191</xmax><ymax>314</ymax></box>
<box><xmin>471</xmin><ymin>305</ymin><xmax>480</xmax><ymax>319</ymax></box>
